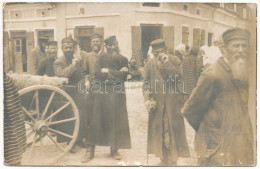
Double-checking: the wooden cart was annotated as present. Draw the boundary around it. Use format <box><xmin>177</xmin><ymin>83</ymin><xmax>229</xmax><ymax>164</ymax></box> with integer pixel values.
<box><xmin>9</xmin><ymin>73</ymin><xmax>81</xmax><ymax>165</ymax></box>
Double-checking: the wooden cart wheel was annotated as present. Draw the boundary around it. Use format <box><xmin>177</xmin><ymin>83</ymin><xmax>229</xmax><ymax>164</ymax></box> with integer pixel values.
<box><xmin>19</xmin><ymin>85</ymin><xmax>80</xmax><ymax>165</ymax></box>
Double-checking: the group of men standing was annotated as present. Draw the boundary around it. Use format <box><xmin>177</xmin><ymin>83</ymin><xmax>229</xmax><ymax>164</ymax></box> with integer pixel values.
<box><xmin>28</xmin><ymin>33</ymin><xmax>131</xmax><ymax>163</ymax></box>
<box><xmin>22</xmin><ymin>27</ymin><xmax>254</xmax><ymax>166</ymax></box>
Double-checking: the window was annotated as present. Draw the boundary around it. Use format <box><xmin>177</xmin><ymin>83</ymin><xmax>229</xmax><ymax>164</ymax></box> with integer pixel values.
<box><xmin>196</xmin><ymin>8</ymin><xmax>201</xmax><ymax>15</ymax></box>
<box><xmin>182</xmin><ymin>26</ymin><xmax>189</xmax><ymax>46</ymax></box>
<box><xmin>226</xmin><ymin>3</ymin><xmax>235</xmax><ymax>11</ymax></box>
<box><xmin>80</xmin><ymin>7</ymin><xmax>85</xmax><ymax>15</ymax></box>
<box><xmin>10</xmin><ymin>11</ymin><xmax>22</xmax><ymax>19</ymax></box>
<box><xmin>243</xmin><ymin>8</ymin><xmax>247</xmax><ymax>19</ymax></box>
<box><xmin>183</xmin><ymin>4</ymin><xmax>189</xmax><ymax>11</ymax></box>
<box><xmin>142</xmin><ymin>3</ymin><xmax>160</xmax><ymax>7</ymax></box>
<box><xmin>15</xmin><ymin>39</ymin><xmax>21</xmax><ymax>52</ymax></box>
<box><xmin>36</xmin><ymin>9</ymin><xmax>50</xmax><ymax>17</ymax></box>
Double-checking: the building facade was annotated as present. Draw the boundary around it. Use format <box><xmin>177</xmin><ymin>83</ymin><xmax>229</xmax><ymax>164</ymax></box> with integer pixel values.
<box><xmin>3</xmin><ymin>2</ymin><xmax>255</xmax><ymax>73</ymax></box>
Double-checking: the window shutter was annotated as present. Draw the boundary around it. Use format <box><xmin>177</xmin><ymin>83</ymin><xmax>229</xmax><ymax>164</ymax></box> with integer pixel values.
<box><xmin>131</xmin><ymin>26</ymin><xmax>143</xmax><ymax>67</ymax></box>
<box><xmin>163</xmin><ymin>26</ymin><xmax>174</xmax><ymax>52</ymax></box>
<box><xmin>4</xmin><ymin>31</ymin><xmax>10</xmax><ymax>71</ymax></box>
<box><xmin>201</xmin><ymin>29</ymin><xmax>205</xmax><ymax>46</ymax></box>
<box><xmin>26</xmin><ymin>31</ymin><xmax>34</xmax><ymax>74</ymax></box>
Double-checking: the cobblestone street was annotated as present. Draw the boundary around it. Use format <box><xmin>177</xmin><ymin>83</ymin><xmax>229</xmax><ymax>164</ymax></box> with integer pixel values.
<box><xmin>55</xmin><ymin>86</ymin><xmax>197</xmax><ymax>166</ymax></box>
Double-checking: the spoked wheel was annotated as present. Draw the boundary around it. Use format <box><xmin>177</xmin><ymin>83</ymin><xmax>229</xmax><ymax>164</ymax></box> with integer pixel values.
<box><xmin>19</xmin><ymin>85</ymin><xmax>79</xmax><ymax>165</ymax></box>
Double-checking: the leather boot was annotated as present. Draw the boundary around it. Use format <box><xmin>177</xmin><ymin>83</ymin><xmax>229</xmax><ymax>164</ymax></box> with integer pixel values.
<box><xmin>110</xmin><ymin>147</ymin><xmax>122</xmax><ymax>160</ymax></box>
<box><xmin>81</xmin><ymin>145</ymin><xmax>95</xmax><ymax>163</ymax></box>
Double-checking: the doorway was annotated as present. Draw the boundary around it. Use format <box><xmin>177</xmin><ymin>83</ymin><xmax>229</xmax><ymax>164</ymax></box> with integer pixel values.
<box><xmin>141</xmin><ymin>24</ymin><xmax>162</xmax><ymax>59</ymax></box>
<box><xmin>37</xmin><ymin>29</ymin><xmax>54</xmax><ymax>42</ymax></box>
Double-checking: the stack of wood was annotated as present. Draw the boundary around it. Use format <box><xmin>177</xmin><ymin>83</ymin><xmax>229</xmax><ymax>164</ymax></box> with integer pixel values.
<box><xmin>8</xmin><ymin>73</ymin><xmax>68</xmax><ymax>90</ymax></box>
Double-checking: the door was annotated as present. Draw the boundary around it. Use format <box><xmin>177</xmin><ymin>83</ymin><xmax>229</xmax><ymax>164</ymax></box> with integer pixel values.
<box><xmin>141</xmin><ymin>24</ymin><xmax>162</xmax><ymax>59</ymax></box>
<box><xmin>13</xmin><ymin>38</ymin><xmax>23</xmax><ymax>73</ymax></box>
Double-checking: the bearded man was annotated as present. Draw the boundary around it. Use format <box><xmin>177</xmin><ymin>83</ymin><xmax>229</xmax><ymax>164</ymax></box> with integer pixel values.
<box><xmin>53</xmin><ymin>37</ymin><xmax>87</xmax><ymax>153</ymax></box>
<box><xmin>81</xmin><ymin>33</ymin><xmax>105</xmax><ymax>163</ymax></box>
<box><xmin>182</xmin><ymin>28</ymin><xmax>254</xmax><ymax>166</ymax></box>
<box><xmin>37</xmin><ymin>41</ymin><xmax>58</xmax><ymax>77</ymax></box>
<box><xmin>82</xmin><ymin>36</ymin><xmax>131</xmax><ymax>162</ymax></box>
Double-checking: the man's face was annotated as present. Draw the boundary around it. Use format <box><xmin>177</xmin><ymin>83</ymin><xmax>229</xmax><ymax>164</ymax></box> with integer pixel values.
<box><xmin>106</xmin><ymin>41</ymin><xmax>119</xmax><ymax>57</ymax></box>
<box><xmin>91</xmin><ymin>38</ymin><xmax>102</xmax><ymax>53</ymax></box>
<box><xmin>224</xmin><ymin>39</ymin><xmax>250</xmax><ymax>82</ymax></box>
<box><xmin>39</xmin><ymin>41</ymin><xmax>47</xmax><ymax>53</ymax></box>
<box><xmin>62</xmin><ymin>42</ymin><xmax>74</xmax><ymax>59</ymax></box>
<box><xmin>152</xmin><ymin>47</ymin><xmax>166</xmax><ymax>58</ymax></box>
<box><xmin>224</xmin><ymin>39</ymin><xmax>249</xmax><ymax>64</ymax></box>
<box><xmin>48</xmin><ymin>45</ymin><xmax>58</xmax><ymax>59</ymax></box>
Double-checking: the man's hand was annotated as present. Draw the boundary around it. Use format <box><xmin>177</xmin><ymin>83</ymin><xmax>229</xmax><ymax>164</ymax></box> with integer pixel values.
<box><xmin>145</xmin><ymin>99</ymin><xmax>156</xmax><ymax>113</ymax></box>
<box><xmin>72</xmin><ymin>58</ymin><xmax>79</xmax><ymax>66</ymax></box>
<box><xmin>120</xmin><ymin>67</ymin><xmax>129</xmax><ymax>72</ymax></box>
<box><xmin>101</xmin><ymin>68</ymin><xmax>109</xmax><ymax>73</ymax></box>
<box><xmin>159</xmin><ymin>53</ymin><xmax>169</xmax><ymax>63</ymax></box>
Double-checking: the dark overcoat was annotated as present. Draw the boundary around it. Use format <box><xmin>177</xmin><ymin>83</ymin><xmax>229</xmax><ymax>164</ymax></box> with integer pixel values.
<box><xmin>143</xmin><ymin>55</ymin><xmax>190</xmax><ymax>160</ymax></box>
<box><xmin>85</xmin><ymin>53</ymin><xmax>131</xmax><ymax>149</ymax></box>
<box><xmin>182</xmin><ymin>57</ymin><xmax>254</xmax><ymax>166</ymax></box>
<box><xmin>53</xmin><ymin>54</ymin><xmax>86</xmax><ymax>143</ymax></box>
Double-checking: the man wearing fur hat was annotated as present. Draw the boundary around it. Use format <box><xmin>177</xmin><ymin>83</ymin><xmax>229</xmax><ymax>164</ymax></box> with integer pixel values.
<box><xmin>182</xmin><ymin>28</ymin><xmax>254</xmax><ymax>166</ymax></box>
<box><xmin>82</xmin><ymin>36</ymin><xmax>131</xmax><ymax>162</ymax></box>
<box><xmin>143</xmin><ymin>39</ymin><xmax>190</xmax><ymax>166</ymax></box>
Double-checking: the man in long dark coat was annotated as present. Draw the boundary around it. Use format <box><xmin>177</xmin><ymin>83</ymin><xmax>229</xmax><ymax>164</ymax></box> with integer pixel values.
<box><xmin>182</xmin><ymin>28</ymin><xmax>254</xmax><ymax>166</ymax></box>
<box><xmin>81</xmin><ymin>33</ymin><xmax>105</xmax><ymax>163</ymax></box>
<box><xmin>143</xmin><ymin>39</ymin><xmax>190</xmax><ymax>166</ymax></box>
<box><xmin>53</xmin><ymin>37</ymin><xmax>87</xmax><ymax>153</ymax></box>
<box><xmin>36</xmin><ymin>41</ymin><xmax>58</xmax><ymax>77</ymax></box>
<box><xmin>84</xmin><ymin>36</ymin><xmax>131</xmax><ymax>161</ymax></box>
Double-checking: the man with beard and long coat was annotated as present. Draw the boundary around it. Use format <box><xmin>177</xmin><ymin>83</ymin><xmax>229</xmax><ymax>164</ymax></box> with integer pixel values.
<box><xmin>182</xmin><ymin>28</ymin><xmax>254</xmax><ymax>166</ymax></box>
<box><xmin>84</xmin><ymin>36</ymin><xmax>131</xmax><ymax>161</ymax></box>
<box><xmin>80</xmin><ymin>33</ymin><xmax>105</xmax><ymax>163</ymax></box>
<box><xmin>53</xmin><ymin>37</ymin><xmax>87</xmax><ymax>153</ymax></box>
<box><xmin>143</xmin><ymin>39</ymin><xmax>190</xmax><ymax>166</ymax></box>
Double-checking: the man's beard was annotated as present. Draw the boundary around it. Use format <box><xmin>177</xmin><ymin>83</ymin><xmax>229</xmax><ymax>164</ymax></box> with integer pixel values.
<box><xmin>64</xmin><ymin>51</ymin><xmax>74</xmax><ymax>60</ymax></box>
<box><xmin>108</xmin><ymin>48</ymin><xmax>119</xmax><ymax>58</ymax></box>
<box><xmin>231</xmin><ymin>57</ymin><xmax>248</xmax><ymax>84</ymax></box>
<box><xmin>49</xmin><ymin>52</ymin><xmax>57</xmax><ymax>59</ymax></box>
<box><xmin>92</xmin><ymin>45</ymin><xmax>101</xmax><ymax>53</ymax></box>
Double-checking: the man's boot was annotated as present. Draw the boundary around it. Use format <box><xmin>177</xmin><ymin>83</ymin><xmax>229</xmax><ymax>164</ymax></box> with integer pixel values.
<box><xmin>69</xmin><ymin>144</ymin><xmax>78</xmax><ymax>154</ymax></box>
<box><xmin>81</xmin><ymin>145</ymin><xmax>95</xmax><ymax>163</ymax></box>
<box><xmin>110</xmin><ymin>147</ymin><xmax>122</xmax><ymax>160</ymax></box>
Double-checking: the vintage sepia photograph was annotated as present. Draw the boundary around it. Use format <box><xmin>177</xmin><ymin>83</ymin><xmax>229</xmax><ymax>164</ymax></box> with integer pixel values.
<box><xmin>2</xmin><ymin>1</ymin><xmax>257</xmax><ymax>167</ymax></box>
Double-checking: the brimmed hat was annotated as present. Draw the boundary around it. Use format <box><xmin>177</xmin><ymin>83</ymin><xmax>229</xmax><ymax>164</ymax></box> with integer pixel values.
<box><xmin>150</xmin><ymin>39</ymin><xmax>166</xmax><ymax>51</ymax></box>
<box><xmin>222</xmin><ymin>28</ymin><xmax>250</xmax><ymax>43</ymax></box>
<box><xmin>104</xmin><ymin>36</ymin><xmax>117</xmax><ymax>45</ymax></box>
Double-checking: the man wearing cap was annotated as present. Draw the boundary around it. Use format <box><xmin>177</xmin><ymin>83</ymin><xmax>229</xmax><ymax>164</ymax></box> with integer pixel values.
<box><xmin>36</xmin><ymin>41</ymin><xmax>58</xmax><ymax>77</ymax></box>
<box><xmin>81</xmin><ymin>33</ymin><xmax>105</xmax><ymax>162</ymax></box>
<box><xmin>143</xmin><ymin>39</ymin><xmax>190</xmax><ymax>165</ymax></box>
<box><xmin>27</xmin><ymin>37</ymin><xmax>48</xmax><ymax>74</ymax></box>
<box><xmin>182</xmin><ymin>28</ymin><xmax>254</xmax><ymax>166</ymax></box>
<box><xmin>82</xmin><ymin>36</ymin><xmax>131</xmax><ymax>162</ymax></box>
<box><xmin>53</xmin><ymin>37</ymin><xmax>87</xmax><ymax>153</ymax></box>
